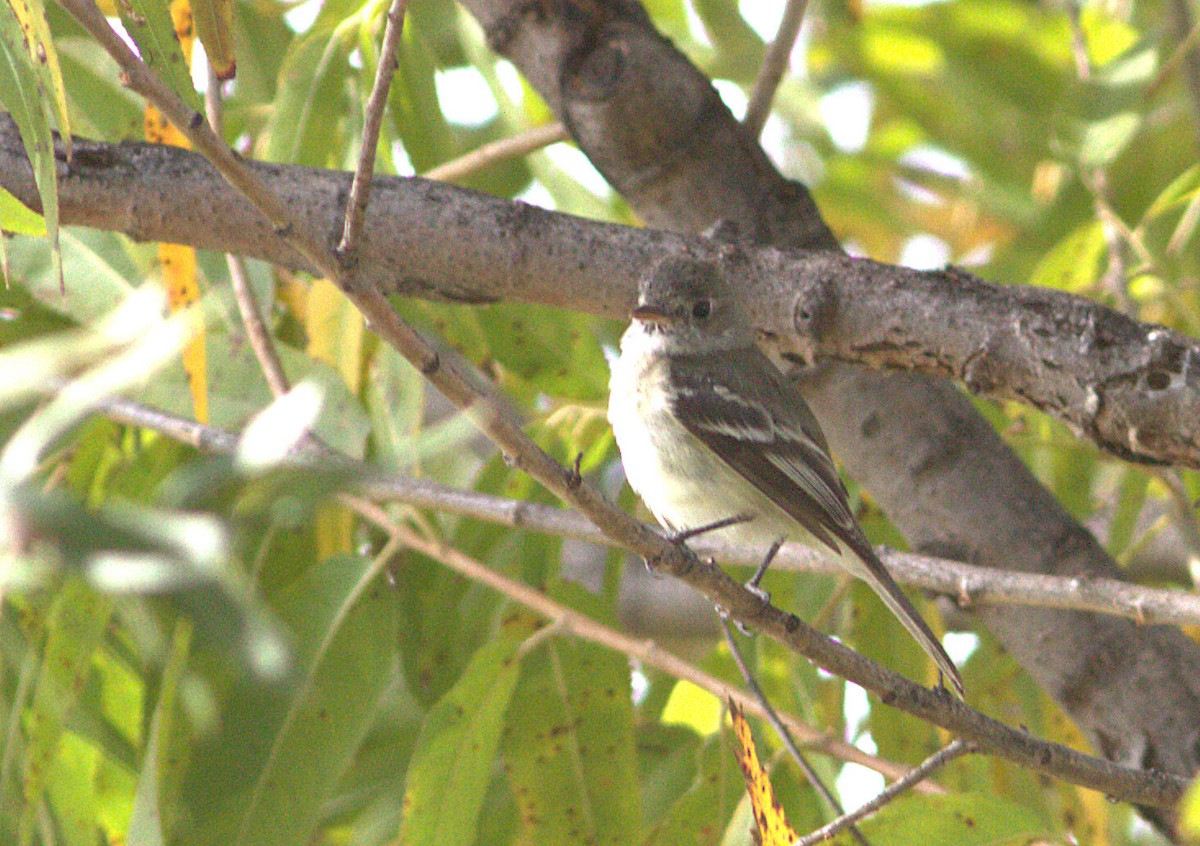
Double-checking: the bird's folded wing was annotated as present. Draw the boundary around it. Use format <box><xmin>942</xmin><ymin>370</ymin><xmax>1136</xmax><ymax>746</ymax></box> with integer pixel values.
<box><xmin>667</xmin><ymin>350</ymin><xmax>862</xmax><ymax>554</ymax></box>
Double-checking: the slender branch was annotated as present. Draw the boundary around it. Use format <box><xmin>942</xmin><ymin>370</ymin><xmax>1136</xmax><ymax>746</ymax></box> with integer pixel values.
<box><xmin>205</xmin><ymin>66</ymin><xmax>290</xmax><ymax>397</ymax></box>
<box><xmin>228</xmin><ymin>254</ymin><xmax>290</xmax><ymax>396</ymax></box>
<box><xmin>792</xmin><ymin>740</ymin><xmax>977</xmax><ymax>846</ymax></box>
<box><xmin>87</xmin><ymin>392</ymin><xmax>1190</xmax><ymax>807</ymax></box>
<box><xmin>337</xmin><ymin>0</ymin><xmax>409</xmax><ymax>260</ymax></box>
<box><xmin>86</xmin><ymin>393</ymin><xmax>1200</xmax><ymax>629</ymax></box>
<box><xmin>55</xmin><ymin>0</ymin><xmax>344</xmax><ymax>284</ymax></box>
<box><xmin>340</xmin><ymin>495</ymin><xmax>921</xmax><ymax>783</ymax></box>
<box><xmin>743</xmin><ymin>0</ymin><xmax>807</xmax><ymax>137</ymax></box>
<box><xmin>720</xmin><ymin>620</ymin><xmax>871</xmax><ymax>846</ymax></box>
<box><xmin>423</xmin><ymin>123</ymin><xmax>570</xmax><ymax>184</ymax></box>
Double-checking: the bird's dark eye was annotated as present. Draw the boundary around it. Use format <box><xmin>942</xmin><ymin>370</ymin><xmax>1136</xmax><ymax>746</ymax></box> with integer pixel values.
<box><xmin>692</xmin><ymin>299</ymin><xmax>712</xmax><ymax>319</ymax></box>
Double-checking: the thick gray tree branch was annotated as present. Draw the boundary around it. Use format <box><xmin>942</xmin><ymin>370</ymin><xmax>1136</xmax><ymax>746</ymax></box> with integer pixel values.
<box><xmin>2</xmin><ymin>118</ymin><xmax>1200</xmax><ymax>469</ymax></box>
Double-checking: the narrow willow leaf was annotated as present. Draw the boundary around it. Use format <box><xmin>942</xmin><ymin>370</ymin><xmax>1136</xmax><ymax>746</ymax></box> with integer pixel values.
<box><xmin>174</xmin><ymin>553</ymin><xmax>396</xmax><ymax>846</ymax></box>
<box><xmin>190</xmin><ymin>0</ymin><xmax>236</xmax><ymax>80</ymax></box>
<box><xmin>0</xmin><ymin>0</ymin><xmax>61</xmax><ymax>291</ymax></box>
<box><xmin>116</xmin><ymin>0</ymin><xmax>202</xmax><ymax>112</ymax></box>
<box><xmin>6</xmin><ymin>0</ymin><xmax>71</xmax><ymax>154</ymax></box>
<box><xmin>850</xmin><ymin>792</ymin><xmax>1051</xmax><ymax>845</ymax></box>
<box><xmin>18</xmin><ymin>578</ymin><xmax>113</xmax><ymax>845</ymax></box>
<box><xmin>399</xmin><ymin>630</ymin><xmax>525</xmax><ymax>846</ymax></box>
<box><xmin>503</xmin><ymin>634</ymin><xmax>640</xmax><ymax>846</ymax></box>
<box><xmin>0</xmin><ymin>186</ymin><xmax>44</xmax><ymax>235</ymax></box>
<box><xmin>128</xmin><ymin>619</ymin><xmax>192</xmax><ymax>846</ymax></box>
<box><xmin>641</xmin><ymin>730</ymin><xmax>738</xmax><ymax>846</ymax></box>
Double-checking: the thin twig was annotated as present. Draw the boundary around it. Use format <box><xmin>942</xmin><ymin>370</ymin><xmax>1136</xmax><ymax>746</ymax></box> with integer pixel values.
<box><xmin>792</xmin><ymin>740</ymin><xmax>977</xmax><ymax>846</ymax></box>
<box><xmin>79</xmin><ymin>392</ymin><xmax>1200</xmax><ymax>630</ymax></box>
<box><xmin>337</xmin><ymin>0</ymin><xmax>409</xmax><ymax>261</ymax></box>
<box><xmin>720</xmin><ymin>619</ymin><xmax>872</xmax><ymax>846</ymax></box>
<box><xmin>423</xmin><ymin>123</ymin><xmax>571</xmax><ymax>184</ymax></box>
<box><xmin>1064</xmin><ymin>3</ymin><xmax>1092</xmax><ymax>82</ymax></box>
<box><xmin>340</xmin><ymin>496</ymin><xmax>919</xmax><ymax>781</ymax></box>
<box><xmin>205</xmin><ymin>65</ymin><xmax>290</xmax><ymax>397</ymax></box>
<box><xmin>58</xmin><ymin>0</ymin><xmax>344</xmax><ymax>283</ymax></box>
<box><xmin>228</xmin><ymin>254</ymin><xmax>290</xmax><ymax>396</ymax></box>
<box><xmin>204</xmin><ymin>65</ymin><xmax>224</xmax><ymax>140</ymax></box>
<box><xmin>743</xmin><ymin>0</ymin><xmax>808</xmax><ymax>137</ymax></box>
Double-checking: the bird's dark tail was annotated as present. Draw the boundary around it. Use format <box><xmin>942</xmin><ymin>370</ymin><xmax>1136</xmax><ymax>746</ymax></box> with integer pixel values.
<box><xmin>840</xmin><ymin>542</ymin><xmax>965</xmax><ymax>698</ymax></box>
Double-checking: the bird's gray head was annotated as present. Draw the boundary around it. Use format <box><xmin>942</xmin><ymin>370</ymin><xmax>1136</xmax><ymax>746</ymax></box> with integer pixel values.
<box><xmin>630</xmin><ymin>257</ymin><xmax>753</xmax><ymax>352</ymax></box>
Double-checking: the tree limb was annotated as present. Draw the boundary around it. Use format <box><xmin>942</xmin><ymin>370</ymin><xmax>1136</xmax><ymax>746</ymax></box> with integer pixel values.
<box><xmin>2</xmin><ymin>119</ymin><xmax>1200</xmax><ymax>469</ymax></box>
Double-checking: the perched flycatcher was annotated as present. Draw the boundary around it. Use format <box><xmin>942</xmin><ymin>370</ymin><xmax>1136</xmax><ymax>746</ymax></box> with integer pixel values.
<box><xmin>608</xmin><ymin>256</ymin><xmax>964</xmax><ymax>697</ymax></box>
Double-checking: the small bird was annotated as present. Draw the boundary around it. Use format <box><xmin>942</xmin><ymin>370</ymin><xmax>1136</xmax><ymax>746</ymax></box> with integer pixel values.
<box><xmin>608</xmin><ymin>256</ymin><xmax>964</xmax><ymax>698</ymax></box>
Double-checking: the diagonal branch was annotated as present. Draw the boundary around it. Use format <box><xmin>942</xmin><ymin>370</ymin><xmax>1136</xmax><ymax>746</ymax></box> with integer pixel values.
<box><xmin>82</xmin><ymin>390</ymin><xmax>1190</xmax><ymax>807</ymax></box>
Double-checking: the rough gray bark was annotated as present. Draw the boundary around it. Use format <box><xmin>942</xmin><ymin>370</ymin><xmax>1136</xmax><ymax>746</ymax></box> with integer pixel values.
<box><xmin>4</xmin><ymin>120</ymin><xmax>1200</xmax><ymax>468</ymax></box>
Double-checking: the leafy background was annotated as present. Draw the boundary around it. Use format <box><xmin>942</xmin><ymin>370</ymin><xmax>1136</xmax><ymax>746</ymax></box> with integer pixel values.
<box><xmin>2</xmin><ymin>0</ymin><xmax>1199</xmax><ymax>844</ymax></box>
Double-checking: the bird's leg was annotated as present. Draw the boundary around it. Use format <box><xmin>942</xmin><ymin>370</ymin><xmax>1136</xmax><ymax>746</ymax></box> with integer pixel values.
<box><xmin>745</xmin><ymin>537</ymin><xmax>784</xmax><ymax>604</ymax></box>
<box><xmin>668</xmin><ymin>512</ymin><xmax>755</xmax><ymax>544</ymax></box>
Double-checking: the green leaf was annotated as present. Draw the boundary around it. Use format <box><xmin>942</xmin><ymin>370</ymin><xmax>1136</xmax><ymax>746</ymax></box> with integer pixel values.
<box><xmin>190</xmin><ymin>0</ymin><xmax>236</xmax><ymax>80</ymax></box>
<box><xmin>1027</xmin><ymin>221</ymin><xmax>1105</xmax><ymax>293</ymax></box>
<box><xmin>262</xmin><ymin>26</ymin><xmax>353</xmax><ymax>166</ymax></box>
<box><xmin>17</xmin><ymin>577</ymin><xmax>113</xmax><ymax>846</ymax></box>
<box><xmin>0</xmin><ymin>186</ymin><xmax>44</xmax><ymax>235</ymax></box>
<box><xmin>4</xmin><ymin>226</ymin><xmax>143</xmax><ymax>322</ymax></box>
<box><xmin>116</xmin><ymin>0</ymin><xmax>202</xmax><ymax>112</ymax></box>
<box><xmin>0</xmin><ymin>0</ymin><xmax>61</xmax><ymax>292</ymax></box>
<box><xmin>127</xmin><ymin>620</ymin><xmax>192</xmax><ymax>846</ymax></box>
<box><xmin>6</xmin><ymin>0</ymin><xmax>72</xmax><ymax>148</ymax></box>
<box><xmin>175</xmin><ymin>552</ymin><xmax>397</xmax><ymax>846</ymax></box>
<box><xmin>388</xmin><ymin>13</ymin><xmax>459</xmax><ymax>174</ymax></box>
<box><xmin>44</xmin><ymin>730</ymin><xmax>103</xmax><ymax>846</ymax></box>
<box><xmin>503</xmin><ymin>632</ymin><xmax>640</xmax><ymax>845</ymax></box>
<box><xmin>837</xmin><ymin>791</ymin><xmax>1052</xmax><ymax>845</ymax></box>
<box><xmin>399</xmin><ymin>628</ymin><xmax>525</xmax><ymax>846</ymax></box>
<box><xmin>641</xmin><ymin>730</ymin><xmax>740</xmax><ymax>846</ymax></box>
<box><xmin>1143</xmin><ymin>164</ymin><xmax>1200</xmax><ymax>220</ymax></box>
<box><xmin>1076</xmin><ymin>111</ymin><xmax>1141</xmax><ymax>169</ymax></box>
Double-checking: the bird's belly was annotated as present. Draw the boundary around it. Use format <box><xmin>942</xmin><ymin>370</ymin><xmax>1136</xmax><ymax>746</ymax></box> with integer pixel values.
<box><xmin>611</xmin><ymin>392</ymin><xmax>794</xmax><ymax>551</ymax></box>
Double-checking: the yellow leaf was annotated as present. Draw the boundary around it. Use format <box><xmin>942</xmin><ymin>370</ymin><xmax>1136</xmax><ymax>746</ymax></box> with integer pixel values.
<box><xmin>315</xmin><ymin>505</ymin><xmax>354</xmax><ymax>558</ymax></box>
<box><xmin>730</xmin><ymin>700</ymin><xmax>798</xmax><ymax>846</ymax></box>
<box><xmin>306</xmin><ymin>278</ymin><xmax>365</xmax><ymax>392</ymax></box>
<box><xmin>157</xmin><ymin>243</ymin><xmax>207</xmax><ymax>422</ymax></box>
<box><xmin>169</xmin><ymin>0</ymin><xmax>195</xmax><ymax>65</ymax></box>
<box><xmin>190</xmin><ymin>0</ymin><xmax>236</xmax><ymax>80</ymax></box>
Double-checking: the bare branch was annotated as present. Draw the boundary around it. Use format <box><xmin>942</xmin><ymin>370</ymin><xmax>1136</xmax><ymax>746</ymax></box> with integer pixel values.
<box><xmin>793</xmin><ymin>740</ymin><xmax>976</xmax><ymax>846</ymax></box>
<box><xmin>743</xmin><ymin>0</ymin><xmax>808</xmax><ymax>137</ymax></box>
<box><xmin>337</xmin><ymin>0</ymin><xmax>408</xmax><ymax>261</ymax></box>
<box><xmin>423</xmin><ymin>123</ymin><xmax>570</xmax><ymax>184</ymax></box>
<box><xmin>85</xmin><ymin>392</ymin><xmax>1200</xmax><ymax>629</ymax></box>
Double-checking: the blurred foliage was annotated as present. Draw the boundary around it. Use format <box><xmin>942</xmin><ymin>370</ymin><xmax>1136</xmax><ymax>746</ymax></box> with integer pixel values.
<box><xmin>1</xmin><ymin>0</ymin><xmax>1198</xmax><ymax>844</ymax></box>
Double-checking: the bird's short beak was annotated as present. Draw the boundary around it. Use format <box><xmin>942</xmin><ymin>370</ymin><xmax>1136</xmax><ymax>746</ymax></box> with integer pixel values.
<box><xmin>630</xmin><ymin>303</ymin><xmax>675</xmax><ymax>324</ymax></box>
